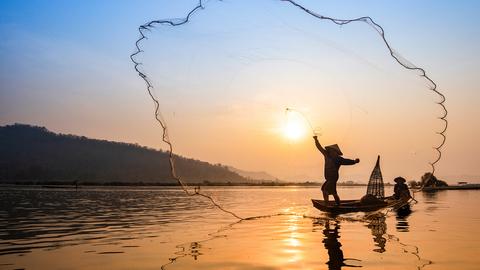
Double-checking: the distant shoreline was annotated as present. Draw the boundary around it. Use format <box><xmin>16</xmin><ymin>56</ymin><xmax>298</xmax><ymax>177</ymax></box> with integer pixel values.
<box><xmin>0</xmin><ymin>181</ymin><xmax>379</xmax><ymax>187</ymax></box>
<box><xmin>3</xmin><ymin>182</ymin><xmax>480</xmax><ymax>190</ymax></box>
<box><xmin>422</xmin><ymin>184</ymin><xmax>480</xmax><ymax>191</ymax></box>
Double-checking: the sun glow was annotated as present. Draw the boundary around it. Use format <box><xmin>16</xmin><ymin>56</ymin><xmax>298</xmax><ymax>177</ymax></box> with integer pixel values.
<box><xmin>283</xmin><ymin>115</ymin><xmax>307</xmax><ymax>141</ymax></box>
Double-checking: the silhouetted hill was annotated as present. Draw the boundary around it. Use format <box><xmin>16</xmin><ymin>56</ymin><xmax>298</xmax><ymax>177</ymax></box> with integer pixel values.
<box><xmin>227</xmin><ymin>166</ymin><xmax>279</xmax><ymax>182</ymax></box>
<box><xmin>0</xmin><ymin>124</ymin><xmax>249</xmax><ymax>184</ymax></box>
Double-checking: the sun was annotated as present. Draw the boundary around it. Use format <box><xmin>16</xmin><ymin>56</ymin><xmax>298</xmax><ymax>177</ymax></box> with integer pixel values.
<box><xmin>283</xmin><ymin>116</ymin><xmax>307</xmax><ymax>141</ymax></box>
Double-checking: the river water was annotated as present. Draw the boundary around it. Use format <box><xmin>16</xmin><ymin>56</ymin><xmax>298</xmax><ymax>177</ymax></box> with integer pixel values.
<box><xmin>0</xmin><ymin>186</ymin><xmax>478</xmax><ymax>270</ymax></box>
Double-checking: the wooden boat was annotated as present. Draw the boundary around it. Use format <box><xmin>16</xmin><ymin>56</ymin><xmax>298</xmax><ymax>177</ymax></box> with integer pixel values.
<box><xmin>311</xmin><ymin>196</ymin><xmax>409</xmax><ymax>214</ymax></box>
<box><xmin>311</xmin><ymin>156</ymin><xmax>412</xmax><ymax>214</ymax></box>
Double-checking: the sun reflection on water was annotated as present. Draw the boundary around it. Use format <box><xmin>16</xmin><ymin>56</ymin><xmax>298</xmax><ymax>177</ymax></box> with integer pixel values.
<box><xmin>282</xmin><ymin>215</ymin><xmax>304</xmax><ymax>264</ymax></box>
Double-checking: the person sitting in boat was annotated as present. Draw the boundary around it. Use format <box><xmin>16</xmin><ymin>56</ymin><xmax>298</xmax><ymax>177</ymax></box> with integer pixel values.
<box><xmin>393</xmin><ymin>177</ymin><xmax>411</xmax><ymax>200</ymax></box>
<box><xmin>313</xmin><ymin>135</ymin><xmax>360</xmax><ymax>205</ymax></box>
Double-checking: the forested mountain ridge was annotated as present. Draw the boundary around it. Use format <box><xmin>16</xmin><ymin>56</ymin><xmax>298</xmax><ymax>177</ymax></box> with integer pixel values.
<box><xmin>0</xmin><ymin>124</ymin><xmax>249</xmax><ymax>184</ymax></box>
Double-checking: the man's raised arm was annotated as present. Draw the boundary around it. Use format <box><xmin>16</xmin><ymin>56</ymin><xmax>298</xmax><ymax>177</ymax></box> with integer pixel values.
<box><xmin>313</xmin><ymin>136</ymin><xmax>327</xmax><ymax>156</ymax></box>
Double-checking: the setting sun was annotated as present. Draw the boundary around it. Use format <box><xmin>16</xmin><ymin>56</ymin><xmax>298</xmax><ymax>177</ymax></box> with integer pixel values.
<box><xmin>283</xmin><ymin>115</ymin><xmax>308</xmax><ymax>141</ymax></box>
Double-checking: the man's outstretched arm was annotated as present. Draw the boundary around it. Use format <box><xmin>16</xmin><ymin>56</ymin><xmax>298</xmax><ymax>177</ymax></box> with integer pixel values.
<box><xmin>313</xmin><ymin>136</ymin><xmax>327</xmax><ymax>156</ymax></box>
<box><xmin>340</xmin><ymin>157</ymin><xmax>360</xmax><ymax>165</ymax></box>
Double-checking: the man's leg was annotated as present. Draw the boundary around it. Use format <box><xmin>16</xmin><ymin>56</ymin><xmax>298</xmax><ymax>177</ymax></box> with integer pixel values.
<box><xmin>322</xmin><ymin>183</ymin><xmax>329</xmax><ymax>203</ymax></box>
<box><xmin>323</xmin><ymin>190</ymin><xmax>329</xmax><ymax>203</ymax></box>
<box><xmin>333</xmin><ymin>193</ymin><xmax>340</xmax><ymax>206</ymax></box>
<box><xmin>332</xmin><ymin>182</ymin><xmax>341</xmax><ymax>205</ymax></box>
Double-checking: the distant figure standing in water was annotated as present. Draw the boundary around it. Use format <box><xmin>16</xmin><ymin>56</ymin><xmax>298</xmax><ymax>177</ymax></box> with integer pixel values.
<box><xmin>313</xmin><ymin>136</ymin><xmax>360</xmax><ymax>205</ymax></box>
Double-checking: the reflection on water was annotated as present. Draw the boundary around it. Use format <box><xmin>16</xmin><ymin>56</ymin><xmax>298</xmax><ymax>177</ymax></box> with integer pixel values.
<box><xmin>366</xmin><ymin>214</ymin><xmax>387</xmax><ymax>253</ymax></box>
<box><xmin>0</xmin><ymin>188</ymin><xmax>202</xmax><ymax>256</ymax></box>
<box><xmin>320</xmin><ymin>219</ymin><xmax>362</xmax><ymax>269</ymax></box>
<box><xmin>421</xmin><ymin>191</ymin><xmax>443</xmax><ymax>214</ymax></box>
<box><xmin>1</xmin><ymin>186</ymin><xmax>479</xmax><ymax>270</ymax></box>
<box><xmin>422</xmin><ymin>191</ymin><xmax>438</xmax><ymax>202</ymax></box>
<box><xmin>395</xmin><ymin>206</ymin><xmax>412</xmax><ymax>232</ymax></box>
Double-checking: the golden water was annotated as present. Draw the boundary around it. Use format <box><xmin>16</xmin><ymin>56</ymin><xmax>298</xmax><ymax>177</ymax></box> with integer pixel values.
<box><xmin>0</xmin><ymin>186</ymin><xmax>478</xmax><ymax>269</ymax></box>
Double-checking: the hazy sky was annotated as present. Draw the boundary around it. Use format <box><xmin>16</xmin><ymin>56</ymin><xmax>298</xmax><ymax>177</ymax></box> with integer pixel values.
<box><xmin>1</xmin><ymin>0</ymin><xmax>479</xmax><ymax>183</ymax></box>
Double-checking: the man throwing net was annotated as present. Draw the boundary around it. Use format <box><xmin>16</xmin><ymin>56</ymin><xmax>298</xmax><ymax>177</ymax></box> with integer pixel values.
<box><xmin>313</xmin><ymin>136</ymin><xmax>360</xmax><ymax>205</ymax></box>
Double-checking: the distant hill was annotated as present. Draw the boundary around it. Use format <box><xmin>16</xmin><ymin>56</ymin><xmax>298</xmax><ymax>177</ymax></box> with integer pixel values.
<box><xmin>227</xmin><ymin>166</ymin><xmax>279</xmax><ymax>182</ymax></box>
<box><xmin>0</xmin><ymin>124</ymin><xmax>249</xmax><ymax>184</ymax></box>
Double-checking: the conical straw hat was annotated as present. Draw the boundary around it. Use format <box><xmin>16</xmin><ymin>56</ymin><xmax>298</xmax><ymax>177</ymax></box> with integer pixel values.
<box><xmin>325</xmin><ymin>144</ymin><xmax>343</xmax><ymax>156</ymax></box>
<box><xmin>394</xmin><ymin>177</ymin><xmax>406</xmax><ymax>183</ymax></box>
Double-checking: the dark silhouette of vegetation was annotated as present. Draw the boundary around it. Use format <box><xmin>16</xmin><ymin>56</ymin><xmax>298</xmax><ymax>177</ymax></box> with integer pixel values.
<box><xmin>420</xmin><ymin>173</ymin><xmax>448</xmax><ymax>187</ymax></box>
<box><xmin>0</xmin><ymin>124</ymin><xmax>248</xmax><ymax>184</ymax></box>
<box><xmin>408</xmin><ymin>173</ymin><xmax>448</xmax><ymax>188</ymax></box>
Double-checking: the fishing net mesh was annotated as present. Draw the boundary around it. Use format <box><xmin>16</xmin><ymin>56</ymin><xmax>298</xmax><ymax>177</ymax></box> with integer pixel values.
<box><xmin>131</xmin><ymin>0</ymin><xmax>446</xmax><ymax>218</ymax></box>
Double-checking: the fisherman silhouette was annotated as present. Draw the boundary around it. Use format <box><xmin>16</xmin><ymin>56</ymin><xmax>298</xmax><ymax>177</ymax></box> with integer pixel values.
<box><xmin>313</xmin><ymin>136</ymin><xmax>360</xmax><ymax>205</ymax></box>
<box><xmin>393</xmin><ymin>177</ymin><xmax>411</xmax><ymax>200</ymax></box>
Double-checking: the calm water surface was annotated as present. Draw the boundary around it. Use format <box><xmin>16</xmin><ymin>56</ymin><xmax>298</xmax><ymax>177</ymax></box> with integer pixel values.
<box><xmin>0</xmin><ymin>186</ymin><xmax>479</xmax><ymax>270</ymax></box>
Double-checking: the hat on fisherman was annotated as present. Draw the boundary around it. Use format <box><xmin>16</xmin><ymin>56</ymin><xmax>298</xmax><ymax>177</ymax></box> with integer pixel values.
<box><xmin>394</xmin><ymin>177</ymin><xmax>406</xmax><ymax>184</ymax></box>
<box><xmin>325</xmin><ymin>144</ymin><xmax>343</xmax><ymax>156</ymax></box>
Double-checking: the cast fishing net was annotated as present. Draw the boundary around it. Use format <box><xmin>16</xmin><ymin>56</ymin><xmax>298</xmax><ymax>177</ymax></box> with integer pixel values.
<box><xmin>130</xmin><ymin>0</ymin><xmax>447</xmax><ymax>219</ymax></box>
